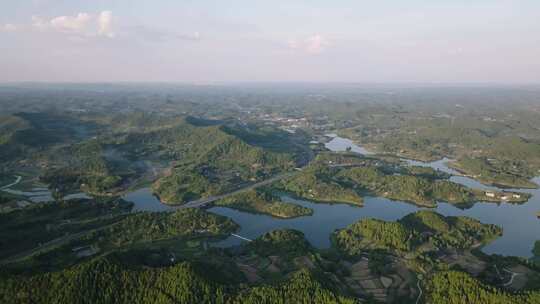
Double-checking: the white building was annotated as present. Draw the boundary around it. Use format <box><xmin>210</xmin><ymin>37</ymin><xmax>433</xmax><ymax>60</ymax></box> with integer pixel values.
<box><xmin>485</xmin><ymin>192</ymin><xmax>496</xmax><ymax>198</ymax></box>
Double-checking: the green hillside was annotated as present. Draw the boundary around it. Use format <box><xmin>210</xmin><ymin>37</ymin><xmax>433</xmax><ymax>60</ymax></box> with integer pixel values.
<box><xmin>147</xmin><ymin>120</ymin><xmax>297</xmax><ymax>204</ymax></box>
<box><xmin>214</xmin><ymin>189</ymin><xmax>312</xmax><ymax>218</ymax></box>
<box><xmin>425</xmin><ymin>271</ymin><xmax>540</xmax><ymax>304</ymax></box>
<box><xmin>0</xmin><ymin>254</ymin><xmax>355</xmax><ymax>304</ymax></box>
<box><xmin>334</xmin><ymin>210</ymin><xmax>502</xmax><ymax>256</ymax></box>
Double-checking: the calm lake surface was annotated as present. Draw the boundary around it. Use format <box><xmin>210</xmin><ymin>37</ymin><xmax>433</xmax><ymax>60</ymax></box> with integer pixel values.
<box><xmin>124</xmin><ymin>135</ymin><xmax>540</xmax><ymax>258</ymax></box>
<box><xmin>123</xmin><ymin>187</ymin><xmax>173</xmax><ymax>212</ymax></box>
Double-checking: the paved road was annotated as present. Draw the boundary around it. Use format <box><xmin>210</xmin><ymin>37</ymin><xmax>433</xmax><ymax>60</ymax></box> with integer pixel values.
<box><xmin>176</xmin><ymin>157</ymin><xmax>366</xmax><ymax>209</ymax></box>
<box><xmin>1</xmin><ymin>232</ymin><xmax>88</xmax><ymax>265</ymax></box>
<box><xmin>231</xmin><ymin>233</ymin><xmax>253</xmax><ymax>242</ymax></box>
<box><xmin>0</xmin><ymin>215</ymin><xmax>127</xmax><ymax>265</ymax></box>
<box><xmin>503</xmin><ymin>268</ymin><xmax>521</xmax><ymax>287</ymax></box>
<box><xmin>0</xmin><ymin>171</ymin><xmax>299</xmax><ymax>265</ymax></box>
<box><xmin>176</xmin><ymin>139</ymin><xmax>313</xmax><ymax>209</ymax></box>
<box><xmin>0</xmin><ymin>152</ymin><xmax>319</xmax><ymax>265</ymax></box>
<box><xmin>416</xmin><ymin>280</ymin><xmax>423</xmax><ymax>304</ymax></box>
<box><xmin>0</xmin><ymin>175</ymin><xmax>22</xmax><ymax>190</ymax></box>
<box><xmin>329</xmin><ymin>163</ymin><xmax>364</xmax><ymax>168</ymax></box>
<box><xmin>175</xmin><ymin>171</ymin><xmax>299</xmax><ymax>209</ymax></box>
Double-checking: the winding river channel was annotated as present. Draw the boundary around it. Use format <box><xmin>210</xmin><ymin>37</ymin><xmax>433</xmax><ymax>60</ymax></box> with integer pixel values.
<box><xmin>123</xmin><ymin>135</ymin><xmax>540</xmax><ymax>258</ymax></box>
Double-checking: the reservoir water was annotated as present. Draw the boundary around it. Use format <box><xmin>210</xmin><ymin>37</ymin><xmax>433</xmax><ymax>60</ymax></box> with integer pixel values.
<box><xmin>123</xmin><ymin>135</ymin><xmax>540</xmax><ymax>258</ymax></box>
<box><xmin>123</xmin><ymin>187</ymin><xmax>173</xmax><ymax>212</ymax></box>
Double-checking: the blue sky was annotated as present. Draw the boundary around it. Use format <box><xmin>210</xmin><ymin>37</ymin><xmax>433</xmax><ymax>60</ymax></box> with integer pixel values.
<box><xmin>1</xmin><ymin>0</ymin><xmax>539</xmax><ymax>82</ymax></box>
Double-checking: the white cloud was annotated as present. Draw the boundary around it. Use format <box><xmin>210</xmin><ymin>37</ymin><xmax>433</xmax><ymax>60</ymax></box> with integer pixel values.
<box><xmin>7</xmin><ymin>11</ymin><xmax>198</xmax><ymax>43</ymax></box>
<box><xmin>1</xmin><ymin>24</ymin><xmax>17</xmax><ymax>32</ymax></box>
<box><xmin>288</xmin><ymin>34</ymin><xmax>329</xmax><ymax>54</ymax></box>
<box><xmin>98</xmin><ymin>11</ymin><xmax>114</xmax><ymax>38</ymax></box>
<box><xmin>30</xmin><ymin>11</ymin><xmax>115</xmax><ymax>38</ymax></box>
<box><xmin>50</xmin><ymin>13</ymin><xmax>92</xmax><ymax>32</ymax></box>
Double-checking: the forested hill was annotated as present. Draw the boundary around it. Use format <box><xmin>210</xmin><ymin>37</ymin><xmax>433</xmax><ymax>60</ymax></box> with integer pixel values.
<box><xmin>334</xmin><ymin>210</ymin><xmax>502</xmax><ymax>256</ymax></box>
<box><xmin>425</xmin><ymin>271</ymin><xmax>540</xmax><ymax>304</ymax></box>
<box><xmin>119</xmin><ymin>116</ymin><xmax>302</xmax><ymax>164</ymax></box>
<box><xmin>145</xmin><ymin>118</ymin><xmax>301</xmax><ymax>204</ymax></box>
<box><xmin>0</xmin><ymin>113</ymin><xmax>65</xmax><ymax>162</ymax></box>
<box><xmin>0</xmin><ymin>254</ymin><xmax>355</xmax><ymax>304</ymax></box>
<box><xmin>0</xmin><ymin>115</ymin><xmax>30</xmax><ymax>146</ymax></box>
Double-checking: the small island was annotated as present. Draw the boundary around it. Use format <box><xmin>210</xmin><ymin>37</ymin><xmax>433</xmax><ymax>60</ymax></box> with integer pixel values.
<box><xmin>333</xmin><ymin>210</ymin><xmax>502</xmax><ymax>257</ymax></box>
<box><xmin>276</xmin><ymin>164</ymin><xmax>363</xmax><ymax>206</ymax></box>
<box><xmin>214</xmin><ymin>189</ymin><xmax>313</xmax><ymax>219</ymax></box>
<box><xmin>449</xmin><ymin>157</ymin><xmax>539</xmax><ymax>189</ymax></box>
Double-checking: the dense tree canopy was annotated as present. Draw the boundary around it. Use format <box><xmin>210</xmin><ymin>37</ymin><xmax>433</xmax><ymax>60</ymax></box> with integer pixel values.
<box><xmin>215</xmin><ymin>189</ymin><xmax>312</xmax><ymax>218</ymax></box>
<box><xmin>334</xmin><ymin>211</ymin><xmax>501</xmax><ymax>256</ymax></box>
<box><xmin>0</xmin><ymin>255</ymin><xmax>356</xmax><ymax>304</ymax></box>
<box><xmin>425</xmin><ymin>271</ymin><xmax>540</xmax><ymax>304</ymax></box>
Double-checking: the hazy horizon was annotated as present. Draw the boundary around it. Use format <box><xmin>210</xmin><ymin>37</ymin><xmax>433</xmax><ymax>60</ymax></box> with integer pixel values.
<box><xmin>2</xmin><ymin>1</ymin><xmax>540</xmax><ymax>83</ymax></box>
<box><xmin>2</xmin><ymin>81</ymin><xmax>540</xmax><ymax>87</ymax></box>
